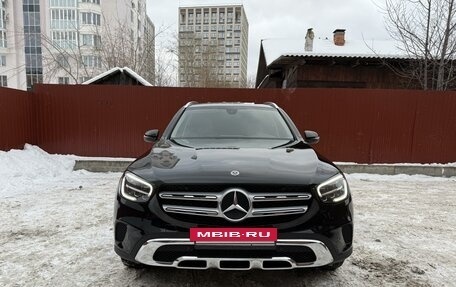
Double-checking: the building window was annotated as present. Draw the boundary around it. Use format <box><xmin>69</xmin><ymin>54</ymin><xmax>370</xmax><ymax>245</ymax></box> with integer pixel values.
<box><xmin>81</xmin><ymin>34</ymin><xmax>101</xmax><ymax>47</ymax></box>
<box><xmin>0</xmin><ymin>31</ymin><xmax>6</xmax><ymax>48</ymax></box>
<box><xmin>52</xmin><ymin>31</ymin><xmax>77</xmax><ymax>49</ymax></box>
<box><xmin>82</xmin><ymin>55</ymin><xmax>102</xmax><ymax>68</ymax></box>
<box><xmin>0</xmin><ymin>75</ymin><xmax>7</xmax><ymax>87</ymax></box>
<box><xmin>219</xmin><ymin>12</ymin><xmax>225</xmax><ymax>23</ymax></box>
<box><xmin>227</xmin><ymin>12</ymin><xmax>233</xmax><ymax>23</ymax></box>
<box><xmin>235</xmin><ymin>10</ymin><xmax>241</xmax><ymax>23</ymax></box>
<box><xmin>80</xmin><ymin>12</ymin><xmax>101</xmax><ymax>26</ymax></box>
<box><xmin>24</xmin><ymin>2</ymin><xmax>43</xmax><ymax>90</ymax></box>
<box><xmin>80</xmin><ymin>0</ymin><xmax>101</xmax><ymax>4</ymax></box>
<box><xmin>0</xmin><ymin>55</ymin><xmax>5</xmax><ymax>66</ymax></box>
<box><xmin>0</xmin><ymin>4</ymin><xmax>6</xmax><ymax>30</ymax></box>
<box><xmin>50</xmin><ymin>0</ymin><xmax>78</xmax><ymax>7</ymax></box>
<box><xmin>58</xmin><ymin>77</ymin><xmax>70</xmax><ymax>84</ymax></box>
<box><xmin>51</xmin><ymin>9</ymin><xmax>77</xmax><ymax>29</ymax></box>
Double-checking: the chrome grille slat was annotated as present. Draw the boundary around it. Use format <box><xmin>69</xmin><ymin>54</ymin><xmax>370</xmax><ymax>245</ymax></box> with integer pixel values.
<box><xmin>159</xmin><ymin>187</ymin><xmax>312</xmax><ymax>221</ymax></box>
<box><xmin>160</xmin><ymin>192</ymin><xmax>219</xmax><ymax>201</ymax></box>
<box><xmin>252</xmin><ymin>193</ymin><xmax>311</xmax><ymax>201</ymax></box>
<box><xmin>163</xmin><ymin>205</ymin><xmax>219</xmax><ymax>216</ymax></box>
<box><xmin>251</xmin><ymin>206</ymin><xmax>308</xmax><ymax>216</ymax></box>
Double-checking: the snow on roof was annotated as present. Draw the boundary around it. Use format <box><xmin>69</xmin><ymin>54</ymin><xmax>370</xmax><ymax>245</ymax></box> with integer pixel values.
<box><xmin>262</xmin><ymin>37</ymin><xmax>409</xmax><ymax>67</ymax></box>
<box><xmin>82</xmin><ymin>67</ymin><xmax>153</xmax><ymax>86</ymax></box>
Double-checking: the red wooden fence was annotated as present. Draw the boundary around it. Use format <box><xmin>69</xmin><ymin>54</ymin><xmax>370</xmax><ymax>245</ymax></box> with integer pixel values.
<box><xmin>0</xmin><ymin>87</ymin><xmax>36</xmax><ymax>151</ymax></box>
<box><xmin>1</xmin><ymin>84</ymin><xmax>455</xmax><ymax>163</ymax></box>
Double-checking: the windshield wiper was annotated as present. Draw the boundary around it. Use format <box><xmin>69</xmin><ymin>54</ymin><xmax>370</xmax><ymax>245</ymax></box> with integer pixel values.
<box><xmin>169</xmin><ymin>138</ymin><xmax>194</xmax><ymax>148</ymax></box>
<box><xmin>270</xmin><ymin>139</ymin><xmax>299</xmax><ymax>149</ymax></box>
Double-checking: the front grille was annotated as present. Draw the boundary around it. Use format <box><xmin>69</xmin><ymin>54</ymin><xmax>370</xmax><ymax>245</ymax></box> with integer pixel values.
<box><xmin>158</xmin><ymin>184</ymin><xmax>313</xmax><ymax>224</ymax></box>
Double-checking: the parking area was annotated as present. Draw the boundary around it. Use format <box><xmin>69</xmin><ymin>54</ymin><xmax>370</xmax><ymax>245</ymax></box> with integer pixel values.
<box><xmin>1</xmin><ymin>163</ymin><xmax>455</xmax><ymax>286</ymax></box>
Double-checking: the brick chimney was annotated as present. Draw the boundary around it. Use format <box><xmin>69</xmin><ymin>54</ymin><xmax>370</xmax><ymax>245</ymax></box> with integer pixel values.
<box><xmin>333</xmin><ymin>29</ymin><xmax>346</xmax><ymax>46</ymax></box>
<box><xmin>305</xmin><ymin>28</ymin><xmax>314</xmax><ymax>52</ymax></box>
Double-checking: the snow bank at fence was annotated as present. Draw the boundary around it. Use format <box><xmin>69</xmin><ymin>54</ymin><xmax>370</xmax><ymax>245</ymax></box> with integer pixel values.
<box><xmin>0</xmin><ymin>145</ymin><xmax>76</xmax><ymax>195</ymax></box>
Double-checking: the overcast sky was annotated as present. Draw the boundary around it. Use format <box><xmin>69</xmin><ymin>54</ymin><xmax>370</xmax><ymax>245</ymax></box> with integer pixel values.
<box><xmin>146</xmin><ymin>0</ymin><xmax>391</xmax><ymax>79</ymax></box>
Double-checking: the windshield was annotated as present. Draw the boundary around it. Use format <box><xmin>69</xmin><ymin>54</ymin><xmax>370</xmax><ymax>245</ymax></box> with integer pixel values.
<box><xmin>170</xmin><ymin>106</ymin><xmax>295</xmax><ymax>148</ymax></box>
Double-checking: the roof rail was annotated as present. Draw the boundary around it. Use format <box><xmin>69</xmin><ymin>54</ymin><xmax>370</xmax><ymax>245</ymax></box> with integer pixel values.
<box><xmin>263</xmin><ymin>102</ymin><xmax>279</xmax><ymax>108</ymax></box>
<box><xmin>184</xmin><ymin>101</ymin><xmax>199</xmax><ymax>108</ymax></box>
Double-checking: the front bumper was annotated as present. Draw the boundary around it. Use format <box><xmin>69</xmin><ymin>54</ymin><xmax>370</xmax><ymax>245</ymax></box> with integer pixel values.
<box><xmin>134</xmin><ymin>238</ymin><xmax>335</xmax><ymax>270</ymax></box>
<box><xmin>114</xmin><ymin>187</ymin><xmax>354</xmax><ymax>270</ymax></box>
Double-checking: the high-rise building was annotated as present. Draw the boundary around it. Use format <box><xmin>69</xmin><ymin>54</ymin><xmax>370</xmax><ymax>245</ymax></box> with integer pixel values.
<box><xmin>0</xmin><ymin>0</ymin><xmax>154</xmax><ymax>90</ymax></box>
<box><xmin>178</xmin><ymin>4</ymin><xmax>248</xmax><ymax>88</ymax></box>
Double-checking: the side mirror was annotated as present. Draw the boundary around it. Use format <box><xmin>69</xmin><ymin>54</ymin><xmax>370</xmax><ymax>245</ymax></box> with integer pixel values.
<box><xmin>304</xmin><ymin>130</ymin><xmax>320</xmax><ymax>145</ymax></box>
<box><xmin>144</xmin><ymin>129</ymin><xmax>159</xmax><ymax>143</ymax></box>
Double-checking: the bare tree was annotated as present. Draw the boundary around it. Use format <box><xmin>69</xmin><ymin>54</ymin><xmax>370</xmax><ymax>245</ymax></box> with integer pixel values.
<box><xmin>99</xmin><ymin>16</ymin><xmax>156</xmax><ymax>83</ymax></box>
<box><xmin>41</xmin><ymin>23</ymin><xmax>104</xmax><ymax>84</ymax></box>
<box><xmin>154</xmin><ymin>44</ymin><xmax>177</xmax><ymax>87</ymax></box>
<box><xmin>383</xmin><ymin>0</ymin><xmax>456</xmax><ymax>90</ymax></box>
<box><xmin>246</xmin><ymin>75</ymin><xmax>256</xmax><ymax>88</ymax></box>
<box><xmin>41</xmin><ymin>13</ymin><xmax>158</xmax><ymax>84</ymax></box>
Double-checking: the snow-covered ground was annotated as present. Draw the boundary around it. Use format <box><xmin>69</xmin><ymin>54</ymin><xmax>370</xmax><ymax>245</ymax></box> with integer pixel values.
<box><xmin>1</xmin><ymin>146</ymin><xmax>456</xmax><ymax>286</ymax></box>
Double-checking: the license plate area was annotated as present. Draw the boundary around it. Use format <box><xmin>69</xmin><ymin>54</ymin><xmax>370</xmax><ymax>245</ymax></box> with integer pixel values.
<box><xmin>190</xmin><ymin>228</ymin><xmax>277</xmax><ymax>243</ymax></box>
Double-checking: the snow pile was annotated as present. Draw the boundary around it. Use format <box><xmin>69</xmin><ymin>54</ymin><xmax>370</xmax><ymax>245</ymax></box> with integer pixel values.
<box><xmin>347</xmin><ymin>173</ymin><xmax>456</xmax><ymax>182</ymax></box>
<box><xmin>0</xmin><ymin>145</ymin><xmax>76</xmax><ymax>195</ymax></box>
<box><xmin>336</xmin><ymin>162</ymin><xmax>456</xmax><ymax>167</ymax></box>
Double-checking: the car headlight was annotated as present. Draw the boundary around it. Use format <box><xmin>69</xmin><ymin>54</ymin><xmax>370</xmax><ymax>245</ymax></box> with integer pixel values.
<box><xmin>316</xmin><ymin>174</ymin><xmax>348</xmax><ymax>203</ymax></box>
<box><xmin>120</xmin><ymin>172</ymin><xmax>154</xmax><ymax>202</ymax></box>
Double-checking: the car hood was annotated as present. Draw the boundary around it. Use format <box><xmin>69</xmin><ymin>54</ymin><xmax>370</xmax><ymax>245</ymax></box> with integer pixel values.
<box><xmin>128</xmin><ymin>144</ymin><xmax>339</xmax><ymax>185</ymax></box>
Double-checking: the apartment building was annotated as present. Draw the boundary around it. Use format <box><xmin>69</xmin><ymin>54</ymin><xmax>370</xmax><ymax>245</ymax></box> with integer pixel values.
<box><xmin>0</xmin><ymin>0</ymin><xmax>154</xmax><ymax>90</ymax></box>
<box><xmin>178</xmin><ymin>4</ymin><xmax>248</xmax><ymax>88</ymax></box>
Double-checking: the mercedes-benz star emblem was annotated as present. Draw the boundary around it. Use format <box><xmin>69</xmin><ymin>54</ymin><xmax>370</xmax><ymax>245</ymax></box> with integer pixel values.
<box><xmin>230</xmin><ymin>170</ymin><xmax>240</xmax><ymax>176</ymax></box>
<box><xmin>219</xmin><ymin>189</ymin><xmax>251</xmax><ymax>222</ymax></box>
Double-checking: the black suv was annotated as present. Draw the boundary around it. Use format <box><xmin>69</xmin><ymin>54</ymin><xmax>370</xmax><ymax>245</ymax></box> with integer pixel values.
<box><xmin>114</xmin><ymin>102</ymin><xmax>353</xmax><ymax>271</ymax></box>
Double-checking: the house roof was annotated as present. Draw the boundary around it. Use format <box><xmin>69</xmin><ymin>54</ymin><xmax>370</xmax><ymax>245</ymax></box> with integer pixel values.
<box><xmin>262</xmin><ymin>37</ymin><xmax>410</xmax><ymax>67</ymax></box>
<box><xmin>82</xmin><ymin>67</ymin><xmax>153</xmax><ymax>86</ymax></box>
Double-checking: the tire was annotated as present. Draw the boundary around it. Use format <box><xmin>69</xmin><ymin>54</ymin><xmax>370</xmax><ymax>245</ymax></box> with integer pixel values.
<box><xmin>121</xmin><ymin>258</ymin><xmax>146</xmax><ymax>269</ymax></box>
<box><xmin>322</xmin><ymin>260</ymin><xmax>344</xmax><ymax>271</ymax></box>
